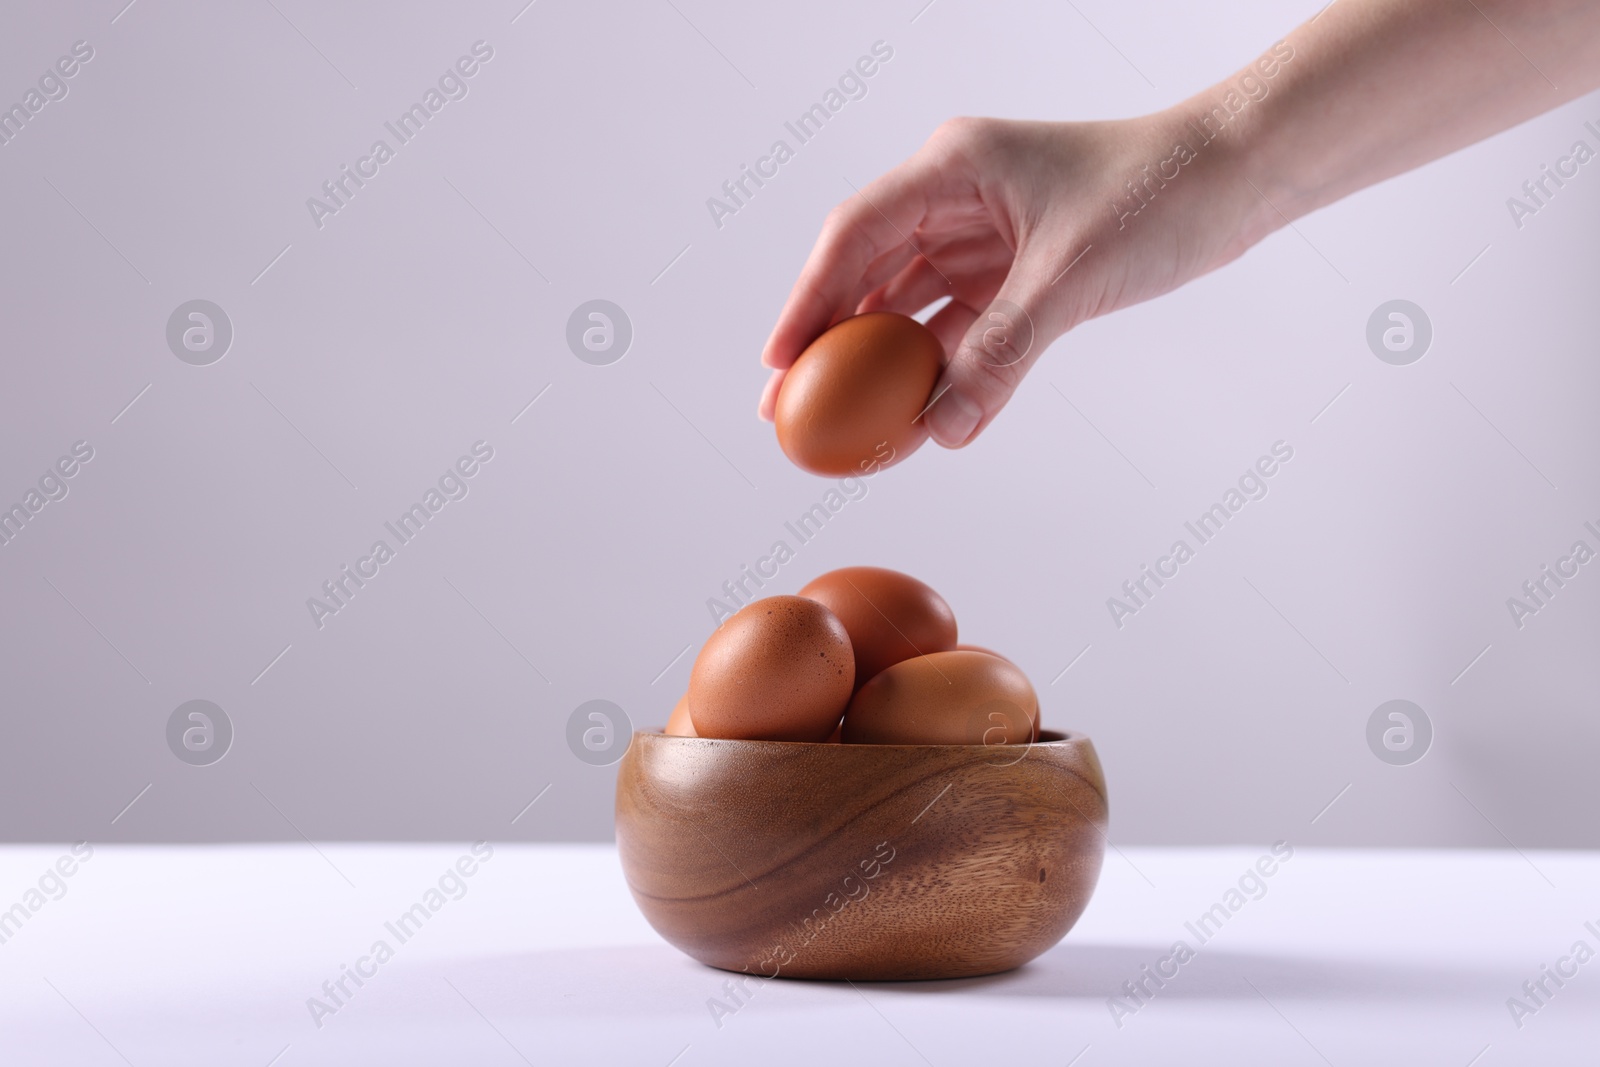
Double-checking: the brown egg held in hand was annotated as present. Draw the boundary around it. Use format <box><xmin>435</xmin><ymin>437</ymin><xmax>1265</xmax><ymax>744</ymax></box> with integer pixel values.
<box><xmin>842</xmin><ymin>650</ymin><xmax>1038</xmax><ymax>746</ymax></box>
<box><xmin>664</xmin><ymin>694</ymin><xmax>696</xmax><ymax>737</ymax></box>
<box><xmin>774</xmin><ymin>312</ymin><xmax>944</xmax><ymax>477</ymax></box>
<box><xmin>799</xmin><ymin>566</ymin><xmax>957</xmax><ymax>684</ymax></box>
<box><xmin>689</xmin><ymin>596</ymin><xmax>854</xmax><ymax>742</ymax></box>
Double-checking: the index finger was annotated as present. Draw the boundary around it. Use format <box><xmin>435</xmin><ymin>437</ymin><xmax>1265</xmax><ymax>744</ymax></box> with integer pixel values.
<box><xmin>760</xmin><ymin>160</ymin><xmax>935</xmax><ymax>371</ymax></box>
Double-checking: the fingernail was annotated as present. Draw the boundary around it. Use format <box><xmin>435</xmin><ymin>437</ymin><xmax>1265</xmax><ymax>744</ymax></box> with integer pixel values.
<box><xmin>925</xmin><ymin>388</ymin><xmax>981</xmax><ymax>447</ymax></box>
<box><xmin>758</xmin><ymin>369</ymin><xmax>783</xmax><ymax>422</ymax></box>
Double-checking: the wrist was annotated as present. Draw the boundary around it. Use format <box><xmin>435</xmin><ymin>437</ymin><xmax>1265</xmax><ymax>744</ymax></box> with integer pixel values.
<box><xmin>1127</xmin><ymin>105</ymin><xmax>1283</xmax><ymax>260</ymax></box>
<box><xmin>1149</xmin><ymin>38</ymin><xmax>1312</xmax><ymax>241</ymax></box>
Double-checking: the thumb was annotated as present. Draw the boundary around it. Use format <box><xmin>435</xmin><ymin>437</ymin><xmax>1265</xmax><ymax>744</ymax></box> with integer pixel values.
<box><xmin>923</xmin><ymin>269</ymin><xmax>1057</xmax><ymax>449</ymax></box>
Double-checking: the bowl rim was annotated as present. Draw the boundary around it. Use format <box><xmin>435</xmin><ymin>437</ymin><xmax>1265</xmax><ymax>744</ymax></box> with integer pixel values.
<box><xmin>632</xmin><ymin>727</ymin><xmax>1089</xmax><ymax>751</ymax></box>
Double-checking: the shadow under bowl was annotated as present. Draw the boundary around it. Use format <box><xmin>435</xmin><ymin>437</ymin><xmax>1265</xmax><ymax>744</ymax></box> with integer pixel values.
<box><xmin>615</xmin><ymin>729</ymin><xmax>1107</xmax><ymax>981</ymax></box>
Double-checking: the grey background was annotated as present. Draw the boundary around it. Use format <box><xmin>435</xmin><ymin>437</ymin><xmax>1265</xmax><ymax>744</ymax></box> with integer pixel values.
<box><xmin>1</xmin><ymin>0</ymin><xmax>1595</xmax><ymax>847</ymax></box>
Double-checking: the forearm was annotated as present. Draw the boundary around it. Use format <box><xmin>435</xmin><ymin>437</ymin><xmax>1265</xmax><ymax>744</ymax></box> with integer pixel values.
<box><xmin>760</xmin><ymin>1</ymin><xmax>1600</xmax><ymax>440</ymax></box>
<box><xmin>1190</xmin><ymin>0</ymin><xmax>1600</xmax><ymax>228</ymax></box>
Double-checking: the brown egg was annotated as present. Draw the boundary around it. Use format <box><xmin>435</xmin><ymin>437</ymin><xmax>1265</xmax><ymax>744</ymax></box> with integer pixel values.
<box><xmin>799</xmin><ymin>566</ymin><xmax>957</xmax><ymax>685</ymax></box>
<box><xmin>689</xmin><ymin>595</ymin><xmax>854</xmax><ymax>741</ymax></box>
<box><xmin>664</xmin><ymin>694</ymin><xmax>696</xmax><ymax>737</ymax></box>
<box><xmin>774</xmin><ymin>312</ymin><xmax>944</xmax><ymax>477</ymax></box>
<box><xmin>841</xmin><ymin>650</ymin><xmax>1038</xmax><ymax>745</ymax></box>
<box><xmin>955</xmin><ymin>645</ymin><xmax>1040</xmax><ymax>736</ymax></box>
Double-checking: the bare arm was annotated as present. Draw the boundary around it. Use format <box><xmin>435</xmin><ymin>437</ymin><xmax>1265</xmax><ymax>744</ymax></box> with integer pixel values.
<box><xmin>1241</xmin><ymin>0</ymin><xmax>1600</xmax><ymax>224</ymax></box>
<box><xmin>759</xmin><ymin>0</ymin><xmax>1600</xmax><ymax>450</ymax></box>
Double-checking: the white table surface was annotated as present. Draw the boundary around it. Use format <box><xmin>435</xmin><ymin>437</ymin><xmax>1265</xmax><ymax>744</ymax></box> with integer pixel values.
<box><xmin>0</xmin><ymin>844</ymin><xmax>1596</xmax><ymax>1066</ymax></box>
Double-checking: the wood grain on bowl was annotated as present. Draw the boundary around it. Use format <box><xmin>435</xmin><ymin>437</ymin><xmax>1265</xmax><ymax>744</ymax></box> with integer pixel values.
<box><xmin>614</xmin><ymin>730</ymin><xmax>1107</xmax><ymax>981</ymax></box>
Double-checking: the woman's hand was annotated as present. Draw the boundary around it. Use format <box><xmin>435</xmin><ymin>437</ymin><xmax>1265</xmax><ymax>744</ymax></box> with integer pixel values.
<box><xmin>758</xmin><ymin>0</ymin><xmax>1600</xmax><ymax>451</ymax></box>
<box><xmin>757</xmin><ymin>112</ymin><xmax>1272</xmax><ymax>447</ymax></box>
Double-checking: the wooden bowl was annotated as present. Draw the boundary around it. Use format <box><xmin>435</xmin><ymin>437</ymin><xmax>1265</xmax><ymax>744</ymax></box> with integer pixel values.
<box><xmin>614</xmin><ymin>729</ymin><xmax>1107</xmax><ymax>981</ymax></box>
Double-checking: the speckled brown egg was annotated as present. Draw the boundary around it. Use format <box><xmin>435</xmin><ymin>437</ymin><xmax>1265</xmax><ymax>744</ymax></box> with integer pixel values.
<box><xmin>841</xmin><ymin>650</ymin><xmax>1038</xmax><ymax>745</ymax></box>
<box><xmin>688</xmin><ymin>595</ymin><xmax>854</xmax><ymax>741</ymax></box>
<box><xmin>799</xmin><ymin>566</ymin><xmax>957</xmax><ymax>685</ymax></box>
<box><xmin>664</xmin><ymin>694</ymin><xmax>696</xmax><ymax>736</ymax></box>
<box><xmin>774</xmin><ymin>312</ymin><xmax>944</xmax><ymax>477</ymax></box>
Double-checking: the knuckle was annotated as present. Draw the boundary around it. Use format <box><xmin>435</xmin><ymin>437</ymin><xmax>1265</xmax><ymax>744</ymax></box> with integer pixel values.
<box><xmin>821</xmin><ymin>201</ymin><xmax>854</xmax><ymax>232</ymax></box>
<box><xmin>957</xmin><ymin>340</ymin><xmax>1028</xmax><ymax>398</ymax></box>
<box><xmin>819</xmin><ymin>201</ymin><xmax>872</xmax><ymax>252</ymax></box>
<box><xmin>931</xmin><ymin>115</ymin><xmax>997</xmax><ymax>154</ymax></box>
<box><xmin>831</xmin><ymin>221</ymin><xmax>875</xmax><ymax>263</ymax></box>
